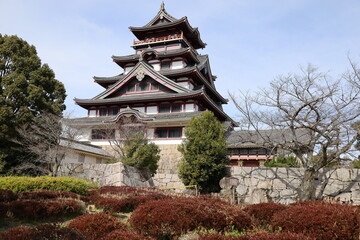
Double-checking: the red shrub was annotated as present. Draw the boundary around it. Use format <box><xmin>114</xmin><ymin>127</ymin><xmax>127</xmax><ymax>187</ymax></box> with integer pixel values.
<box><xmin>91</xmin><ymin>193</ymin><xmax>169</xmax><ymax>213</ymax></box>
<box><xmin>0</xmin><ymin>227</ymin><xmax>33</xmax><ymax>240</ymax></box>
<box><xmin>198</xmin><ymin>232</ymin><xmax>315</xmax><ymax>240</ymax></box>
<box><xmin>68</xmin><ymin>213</ymin><xmax>127</xmax><ymax>240</ymax></box>
<box><xmin>130</xmin><ymin>196</ymin><xmax>252</xmax><ymax>239</ymax></box>
<box><xmin>8</xmin><ymin>199</ymin><xmax>84</xmax><ymax>219</ymax></box>
<box><xmin>0</xmin><ymin>224</ymin><xmax>86</xmax><ymax>240</ymax></box>
<box><xmin>0</xmin><ymin>189</ymin><xmax>17</xmax><ymax>202</ymax></box>
<box><xmin>102</xmin><ymin>229</ymin><xmax>155</xmax><ymax>240</ymax></box>
<box><xmin>19</xmin><ymin>190</ymin><xmax>79</xmax><ymax>200</ymax></box>
<box><xmin>271</xmin><ymin>201</ymin><xmax>359</xmax><ymax>240</ymax></box>
<box><xmin>243</xmin><ymin>202</ymin><xmax>288</xmax><ymax>226</ymax></box>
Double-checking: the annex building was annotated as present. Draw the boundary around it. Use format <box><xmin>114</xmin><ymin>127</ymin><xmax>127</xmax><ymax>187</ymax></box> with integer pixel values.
<box><xmin>68</xmin><ymin>3</ymin><xmax>274</xmax><ymax>174</ymax></box>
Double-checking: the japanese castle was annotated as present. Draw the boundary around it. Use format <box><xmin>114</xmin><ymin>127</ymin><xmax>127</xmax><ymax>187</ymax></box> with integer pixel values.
<box><xmin>69</xmin><ymin>3</ymin><xmax>274</xmax><ymax>173</ymax></box>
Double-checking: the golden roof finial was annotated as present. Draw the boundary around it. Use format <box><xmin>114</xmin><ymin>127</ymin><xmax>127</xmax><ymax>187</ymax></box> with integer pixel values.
<box><xmin>160</xmin><ymin>0</ymin><xmax>165</xmax><ymax>11</ymax></box>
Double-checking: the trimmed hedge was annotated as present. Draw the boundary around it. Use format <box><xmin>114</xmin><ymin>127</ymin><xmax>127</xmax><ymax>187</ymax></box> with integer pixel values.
<box><xmin>68</xmin><ymin>213</ymin><xmax>127</xmax><ymax>240</ymax></box>
<box><xmin>271</xmin><ymin>201</ymin><xmax>359</xmax><ymax>240</ymax></box>
<box><xmin>243</xmin><ymin>202</ymin><xmax>288</xmax><ymax>226</ymax></box>
<box><xmin>0</xmin><ymin>176</ymin><xmax>96</xmax><ymax>195</ymax></box>
<box><xmin>102</xmin><ymin>229</ymin><xmax>155</xmax><ymax>240</ymax></box>
<box><xmin>8</xmin><ymin>199</ymin><xmax>85</xmax><ymax>220</ymax></box>
<box><xmin>130</xmin><ymin>196</ymin><xmax>252</xmax><ymax>239</ymax></box>
<box><xmin>198</xmin><ymin>232</ymin><xmax>315</xmax><ymax>240</ymax></box>
<box><xmin>0</xmin><ymin>224</ymin><xmax>86</xmax><ymax>240</ymax></box>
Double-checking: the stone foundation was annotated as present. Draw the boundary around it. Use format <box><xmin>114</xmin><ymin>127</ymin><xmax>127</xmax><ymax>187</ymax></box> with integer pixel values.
<box><xmin>223</xmin><ymin>167</ymin><xmax>360</xmax><ymax>205</ymax></box>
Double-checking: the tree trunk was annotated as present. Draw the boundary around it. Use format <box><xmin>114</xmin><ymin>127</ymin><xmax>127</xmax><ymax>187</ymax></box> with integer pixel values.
<box><xmin>300</xmin><ymin>167</ymin><xmax>316</xmax><ymax>201</ymax></box>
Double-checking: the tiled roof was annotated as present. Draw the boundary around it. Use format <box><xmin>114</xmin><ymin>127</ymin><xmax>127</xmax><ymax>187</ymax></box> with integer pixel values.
<box><xmin>75</xmin><ymin>89</ymin><xmax>204</xmax><ymax>105</ymax></box>
<box><xmin>227</xmin><ymin>129</ymin><xmax>311</xmax><ymax>148</ymax></box>
<box><xmin>59</xmin><ymin>138</ymin><xmax>112</xmax><ymax>157</ymax></box>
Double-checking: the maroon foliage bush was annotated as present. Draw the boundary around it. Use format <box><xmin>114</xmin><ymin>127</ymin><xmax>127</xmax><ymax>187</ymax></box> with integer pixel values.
<box><xmin>19</xmin><ymin>190</ymin><xmax>79</xmax><ymax>200</ymax></box>
<box><xmin>271</xmin><ymin>201</ymin><xmax>359</xmax><ymax>240</ymax></box>
<box><xmin>130</xmin><ymin>197</ymin><xmax>252</xmax><ymax>239</ymax></box>
<box><xmin>198</xmin><ymin>232</ymin><xmax>315</xmax><ymax>240</ymax></box>
<box><xmin>0</xmin><ymin>224</ymin><xmax>86</xmax><ymax>240</ymax></box>
<box><xmin>68</xmin><ymin>213</ymin><xmax>127</xmax><ymax>240</ymax></box>
<box><xmin>102</xmin><ymin>229</ymin><xmax>155</xmax><ymax>240</ymax></box>
<box><xmin>243</xmin><ymin>202</ymin><xmax>288</xmax><ymax>226</ymax></box>
<box><xmin>0</xmin><ymin>189</ymin><xmax>18</xmax><ymax>202</ymax></box>
<box><xmin>90</xmin><ymin>186</ymin><xmax>170</xmax><ymax>213</ymax></box>
<box><xmin>0</xmin><ymin>226</ymin><xmax>33</xmax><ymax>240</ymax></box>
<box><xmin>8</xmin><ymin>199</ymin><xmax>84</xmax><ymax>219</ymax></box>
<box><xmin>91</xmin><ymin>193</ymin><xmax>169</xmax><ymax>213</ymax></box>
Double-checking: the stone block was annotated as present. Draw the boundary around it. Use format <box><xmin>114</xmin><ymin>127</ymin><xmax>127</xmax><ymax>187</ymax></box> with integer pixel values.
<box><xmin>257</xmin><ymin>180</ymin><xmax>272</xmax><ymax>189</ymax></box>
<box><xmin>273</xmin><ymin>179</ymin><xmax>287</xmax><ymax>190</ymax></box>
<box><xmin>335</xmin><ymin>168</ymin><xmax>351</xmax><ymax>182</ymax></box>
<box><xmin>248</xmin><ymin>188</ymin><xmax>268</xmax><ymax>204</ymax></box>
<box><xmin>287</xmin><ymin>168</ymin><xmax>303</xmax><ymax>178</ymax></box>
<box><xmin>275</xmin><ymin>169</ymin><xmax>288</xmax><ymax>178</ymax></box>
<box><xmin>279</xmin><ymin>189</ymin><xmax>296</xmax><ymax>198</ymax></box>
<box><xmin>236</xmin><ymin>185</ymin><xmax>248</xmax><ymax>196</ymax></box>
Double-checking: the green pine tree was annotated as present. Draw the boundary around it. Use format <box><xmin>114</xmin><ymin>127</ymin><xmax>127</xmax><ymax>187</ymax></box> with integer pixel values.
<box><xmin>0</xmin><ymin>35</ymin><xmax>66</xmax><ymax>174</ymax></box>
<box><xmin>178</xmin><ymin>111</ymin><xmax>229</xmax><ymax>193</ymax></box>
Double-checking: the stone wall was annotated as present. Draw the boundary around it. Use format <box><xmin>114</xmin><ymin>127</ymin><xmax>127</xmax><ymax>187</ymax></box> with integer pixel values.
<box><xmin>153</xmin><ymin>144</ymin><xmax>185</xmax><ymax>189</ymax></box>
<box><xmin>59</xmin><ymin>162</ymin><xmax>154</xmax><ymax>187</ymax></box>
<box><xmin>222</xmin><ymin>167</ymin><xmax>360</xmax><ymax>205</ymax></box>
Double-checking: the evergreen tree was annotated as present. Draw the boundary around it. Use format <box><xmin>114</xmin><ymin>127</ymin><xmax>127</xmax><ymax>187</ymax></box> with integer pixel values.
<box><xmin>121</xmin><ymin>133</ymin><xmax>160</xmax><ymax>175</ymax></box>
<box><xmin>178</xmin><ymin>111</ymin><xmax>229</xmax><ymax>193</ymax></box>
<box><xmin>0</xmin><ymin>34</ymin><xmax>66</xmax><ymax>173</ymax></box>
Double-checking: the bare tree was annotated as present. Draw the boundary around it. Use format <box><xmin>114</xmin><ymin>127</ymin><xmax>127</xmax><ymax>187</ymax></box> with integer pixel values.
<box><xmin>101</xmin><ymin>114</ymin><xmax>160</xmax><ymax>176</ymax></box>
<box><xmin>230</xmin><ymin>63</ymin><xmax>360</xmax><ymax>200</ymax></box>
<box><xmin>14</xmin><ymin>113</ymin><xmax>79</xmax><ymax>176</ymax></box>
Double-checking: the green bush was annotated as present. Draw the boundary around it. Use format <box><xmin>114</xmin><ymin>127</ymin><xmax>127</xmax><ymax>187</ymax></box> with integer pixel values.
<box><xmin>265</xmin><ymin>156</ymin><xmax>300</xmax><ymax>168</ymax></box>
<box><xmin>352</xmin><ymin>159</ymin><xmax>360</xmax><ymax>168</ymax></box>
<box><xmin>0</xmin><ymin>176</ymin><xmax>96</xmax><ymax>195</ymax></box>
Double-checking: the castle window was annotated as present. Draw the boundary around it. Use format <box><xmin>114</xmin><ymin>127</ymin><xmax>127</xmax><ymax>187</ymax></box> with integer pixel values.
<box><xmin>146</xmin><ymin>106</ymin><xmax>157</xmax><ymax>114</ymax></box>
<box><xmin>89</xmin><ymin>109</ymin><xmax>97</xmax><ymax>117</ymax></box>
<box><xmin>155</xmin><ymin>127</ymin><xmax>182</xmax><ymax>138</ymax></box>
<box><xmin>99</xmin><ymin>109</ymin><xmax>107</xmax><ymax>116</ymax></box>
<box><xmin>172</xmin><ymin>61</ymin><xmax>184</xmax><ymax>69</ymax></box>
<box><xmin>159</xmin><ymin>105</ymin><xmax>171</xmax><ymax>113</ymax></box>
<box><xmin>161</xmin><ymin>61</ymin><xmax>171</xmax><ymax>69</ymax></box>
<box><xmin>138</xmin><ymin>82</ymin><xmax>149</xmax><ymax>91</ymax></box>
<box><xmin>91</xmin><ymin>129</ymin><xmax>115</xmax><ymax>140</ymax></box>
<box><xmin>172</xmin><ymin>104</ymin><xmax>181</xmax><ymax>112</ymax></box>
<box><xmin>109</xmin><ymin>108</ymin><xmax>119</xmax><ymax>116</ymax></box>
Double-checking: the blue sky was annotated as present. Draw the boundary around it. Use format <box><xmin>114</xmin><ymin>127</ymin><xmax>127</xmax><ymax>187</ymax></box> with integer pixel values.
<box><xmin>1</xmin><ymin>0</ymin><xmax>360</xmax><ymax>119</ymax></box>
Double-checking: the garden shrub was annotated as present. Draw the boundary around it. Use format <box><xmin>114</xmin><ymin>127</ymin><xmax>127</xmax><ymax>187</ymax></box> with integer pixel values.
<box><xmin>90</xmin><ymin>186</ymin><xmax>170</xmax><ymax>213</ymax></box>
<box><xmin>19</xmin><ymin>190</ymin><xmax>79</xmax><ymax>200</ymax></box>
<box><xmin>243</xmin><ymin>202</ymin><xmax>288</xmax><ymax>226</ymax></box>
<box><xmin>8</xmin><ymin>199</ymin><xmax>84</xmax><ymax>219</ymax></box>
<box><xmin>68</xmin><ymin>213</ymin><xmax>127</xmax><ymax>240</ymax></box>
<box><xmin>0</xmin><ymin>176</ymin><xmax>95</xmax><ymax>195</ymax></box>
<box><xmin>0</xmin><ymin>226</ymin><xmax>33</xmax><ymax>240</ymax></box>
<box><xmin>130</xmin><ymin>196</ymin><xmax>252</xmax><ymax>239</ymax></box>
<box><xmin>102</xmin><ymin>229</ymin><xmax>155</xmax><ymax>240</ymax></box>
<box><xmin>198</xmin><ymin>232</ymin><xmax>315</xmax><ymax>240</ymax></box>
<box><xmin>0</xmin><ymin>224</ymin><xmax>86</xmax><ymax>240</ymax></box>
<box><xmin>0</xmin><ymin>189</ymin><xmax>18</xmax><ymax>202</ymax></box>
<box><xmin>271</xmin><ymin>201</ymin><xmax>359</xmax><ymax>240</ymax></box>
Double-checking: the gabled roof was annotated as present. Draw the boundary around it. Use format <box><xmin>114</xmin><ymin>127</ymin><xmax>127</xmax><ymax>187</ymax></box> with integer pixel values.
<box><xmin>143</xmin><ymin>2</ymin><xmax>178</xmax><ymax>27</ymax></box>
<box><xmin>93</xmin><ymin>74</ymin><xmax>125</xmax><ymax>88</ymax></box>
<box><xmin>75</xmin><ymin>89</ymin><xmax>204</xmax><ymax>107</ymax></box>
<box><xmin>227</xmin><ymin>129</ymin><xmax>311</xmax><ymax>148</ymax></box>
<box><xmin>92</xmin><ymin>61</ymin><xmax>192</xmax><ymax>100</ymax></box>
<box><xmin>59</xmin><ymin>138</ymin><xmax>112</xmax><ymax>158</ymax></box>
<box><xmin>129</xmin><ymin>3</ymin><xmax>206</xmax><ymax>49</ymax></box>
